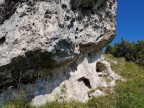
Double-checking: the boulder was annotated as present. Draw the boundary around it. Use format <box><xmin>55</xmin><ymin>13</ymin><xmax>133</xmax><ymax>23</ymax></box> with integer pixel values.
<box><xmin>0</xmin><ymin>0</ymin><xmax>122</xmax><ymax>107</ymax></box>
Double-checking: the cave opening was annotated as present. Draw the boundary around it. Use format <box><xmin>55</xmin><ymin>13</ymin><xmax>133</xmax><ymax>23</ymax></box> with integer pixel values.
<box><xmin>96</xmin><ymin>62</ymin><xmax>106</xmax><ymax>73</ymax></box>
<box><xmin>78</xmin><ymin>77</ymin><xmax>91</xmax><ymax>89</ymax></box>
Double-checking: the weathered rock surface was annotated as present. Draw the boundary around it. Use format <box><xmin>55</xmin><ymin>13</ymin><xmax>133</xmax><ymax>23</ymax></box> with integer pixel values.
<box><xmin>0</xmin><ymin>0</ymin><xmax>122</xmax><ymax>107</ymax></box>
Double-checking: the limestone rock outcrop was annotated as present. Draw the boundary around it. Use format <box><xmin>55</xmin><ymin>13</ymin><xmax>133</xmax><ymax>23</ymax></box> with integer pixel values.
<box><xmin>0</xmin><ymin>0</ymin><xmax>122</xmax><ymax>107</ymax></box>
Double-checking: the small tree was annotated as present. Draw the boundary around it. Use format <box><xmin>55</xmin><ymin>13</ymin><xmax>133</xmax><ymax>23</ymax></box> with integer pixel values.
<box><xmin>105</xmin><ymin>44</ymin><xmax>113</xmax><ymax>54</ymax></box>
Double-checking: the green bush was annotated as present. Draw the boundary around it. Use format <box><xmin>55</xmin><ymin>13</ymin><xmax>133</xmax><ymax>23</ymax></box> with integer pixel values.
<box><xmin>105</xmin><ymin>39</ymin><xmax>144</xmax><ymax>65</ymax></box>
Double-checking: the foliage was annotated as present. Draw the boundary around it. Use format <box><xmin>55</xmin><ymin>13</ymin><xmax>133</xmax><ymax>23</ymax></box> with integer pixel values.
<box><xmin>3</xmin><ymin>100</ymin><xmax>31</xmax><ymax>108</ymax></box>
<box><xmin>105</xmin><ymin>38</ymin><xmax>144</xmax><ymax>65</ymax></box>
<box><xmin>105</xmin><ymin>44</ymin><xmax>113</xmax><ymax>54</ymax></box>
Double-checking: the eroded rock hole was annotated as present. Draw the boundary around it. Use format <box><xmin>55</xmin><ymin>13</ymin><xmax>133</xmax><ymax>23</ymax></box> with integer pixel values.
<box><xmin>0</xmin><ymin>36</ymin><xmax>6</xmax><ymax>44</ymax></box>
<box><xmin>96</xmin><ymin>62</ymin><xmax>109</xmax><ymax>77</ymax></box>
<box><xmin>66</xmin><ymin>16</ymin><xmax>70</xmax><ymax>21</ymax></box>
<box><xmin>78</xmin><ymin>77</ymin><xmax>91</xmax><ymax>88</ymax></box>
<box><xmin>62</xmin><ymin>4</ymin><xmax>67</xmax><ymax>10</ymax></box>
<box><xmin>44</xmin><ymin>10</ymin><xmax>52</xmax><ymax>19</ymax></box>
<box><xmin>96</xmin><ymin>62</ymin><xmax>106</xmax><ymax>72</ymax></box>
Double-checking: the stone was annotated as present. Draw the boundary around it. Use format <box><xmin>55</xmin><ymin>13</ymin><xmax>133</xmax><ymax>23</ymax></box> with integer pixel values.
<box><xmin>109</xmin><ymin>80</ymin><xmax>116</xmax><ymax>87</ymax></box>
<box><xmin>31</xmin><ymin>52</ymin><xmax>122</xmax><ymax>106</ymax></box>
<box><xmin>0</xmin><ymin>0</ymin><xmax>5</xmax><ymax>5</ymax></box>
<box><xmin>0</xmin><ymin>0</ymin><xmax>123</xmax><ymax>107</ymax></box>
<box><xmin>89</xmin><ymin>90</ymin><xmax>106</xmax><ymax>98</ymax></box>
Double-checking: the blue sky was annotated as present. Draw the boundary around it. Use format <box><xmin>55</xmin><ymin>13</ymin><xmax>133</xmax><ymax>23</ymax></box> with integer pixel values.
<box><xmin>112</xmin><ymin>0</ymin><xmax>144</xmax><ymax>43</ymax></box>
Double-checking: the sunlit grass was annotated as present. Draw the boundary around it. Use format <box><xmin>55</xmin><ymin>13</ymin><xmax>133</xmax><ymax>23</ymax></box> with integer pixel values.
<box><xmin>104</xmin><ymin>54</ymin><xmax>144</xmax><ymax>108</ymax></box>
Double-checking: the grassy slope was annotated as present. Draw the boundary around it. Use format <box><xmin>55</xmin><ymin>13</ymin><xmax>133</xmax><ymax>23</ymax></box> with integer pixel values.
<box><xmin>103</xmin><ymin>54</ymin><xmax>144</xmax><ymax>108</ymax></box>
<box><xmin>3</xmin><ymin>54</ymin><xmax>144</xmax><ymax>108</ymax></box>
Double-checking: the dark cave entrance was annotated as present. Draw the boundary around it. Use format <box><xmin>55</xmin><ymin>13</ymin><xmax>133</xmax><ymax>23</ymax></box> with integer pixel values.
<box><xmin>96</xmin><ymin>62</ymin><xmax>106</xmax><ymax>73</ymax></box>
<box><xmin>78</xmin><ymin>77</ymin><xmax>92</xmax><ymax>89</ymax></box>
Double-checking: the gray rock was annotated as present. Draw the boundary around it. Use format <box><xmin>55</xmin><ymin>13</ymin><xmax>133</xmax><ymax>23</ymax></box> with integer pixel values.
<box><xmin>89</xmin><ymin>90</ymin><xmax>106</xmax><ymax>98</ymax></box>
<box><xmin>0</xmin><ymin>0</ymin><xmax>5</xmax><ymax>5</ymax></box>
<box><xmin>0</xmin><ymin>0</ymin><xmax>123</xmax><ymax>107</ymax></box>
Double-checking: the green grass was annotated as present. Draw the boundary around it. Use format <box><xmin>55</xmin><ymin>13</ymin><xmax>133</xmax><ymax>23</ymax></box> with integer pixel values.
<box><xmin>103</xmin><ymin>54</ymin><xmax>144</xmax><ymax>108</ymax></box>
<box><xmin>3</xmin><ymin>100</ymin><xmax>31</xmax><ymax>108</ymax></box>
<box><xmin>3</xmin><ymin>54</ymin><xmax>144</xmax><ymax>108</ymax></box>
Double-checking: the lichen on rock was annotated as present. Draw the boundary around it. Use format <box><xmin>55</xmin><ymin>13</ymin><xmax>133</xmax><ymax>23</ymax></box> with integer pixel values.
<box><xmin>0</xmin><ymin>0</ymin><xmax>122</xmax><ymax>107</ymax></box>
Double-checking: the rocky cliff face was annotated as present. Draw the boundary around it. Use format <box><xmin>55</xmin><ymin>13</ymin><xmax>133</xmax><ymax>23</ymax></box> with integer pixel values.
<box><xmin>0</xmin><ymin>0</ymin><xmax>122</xmax><ymax>107</ymax></box>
